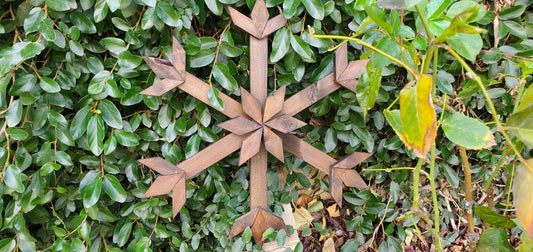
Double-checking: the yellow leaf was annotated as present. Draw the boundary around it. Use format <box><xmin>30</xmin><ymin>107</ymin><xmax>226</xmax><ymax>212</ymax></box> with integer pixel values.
<box><xmin>513</xmin><ymin>159</ymin><xmax>533</xmax><ymax>240</ymax></box>
<box><xmin>293</xmin><ymin>207</ymin><xmax>313</xmax><ymax>231</ymax></box>
<box><xmin>326</xmin><ymin>204</ymin><xmax>340</xmax><ymax>217</ymax></box>
<box><xmin>323</xmin><ymin>237</ymin><xmax>335</xmax><ymax>252</ymax></box>
<box><xmin>399</xmin><ymin>74</ymin><xmax>437</xmax><ymax>158</ymax></box>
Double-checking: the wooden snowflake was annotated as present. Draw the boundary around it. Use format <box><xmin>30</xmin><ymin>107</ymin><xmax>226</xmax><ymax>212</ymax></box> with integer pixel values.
<box><xmin>139</xmin><ymin>0</ymin><xmax>372</xmax><ymax>244</ymax></box>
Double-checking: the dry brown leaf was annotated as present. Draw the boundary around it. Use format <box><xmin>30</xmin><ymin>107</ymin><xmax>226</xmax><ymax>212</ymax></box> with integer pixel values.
<box><xmin>326</xmin><ymin>204</ymin><xmax>340</xmax><ymax>217</ymax></box>
<box><xmin>297</xmin><ymin>194</ymin><xmax>312</xmax><ymax>208</ymax></box>
<box><xmin>293</xmin><ymin>207</ymin><xmax>313</xmax><ymax>231</ymax></box>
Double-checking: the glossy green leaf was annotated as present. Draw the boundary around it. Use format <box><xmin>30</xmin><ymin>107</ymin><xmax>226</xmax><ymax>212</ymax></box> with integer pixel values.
<box><xmin>427</xmin><ymin>0</ymin><xmax>451</xmax><ymax>20</ymax></box>
<box><xmin>106</xmin><ymin>0</ymin><xmax>121</xmax><ymax>12</ymax></box>
<box><xmin>213</xmin><ymin>63</ymin><xmax>238</xmax><ymax>92</ymax></box>
<box><xmin>87</xmin><ymin>114</ymin><xmax>105</xmax><ymax>156</ymax></box>
<box><xmin>104</xmin><ymin>136</ymin><xmax>118</xmax><ymax>155</ymax></box>
<box><xmin>499</xmin><ymin>5</ymin><xmax>526</xmax><ymax>20</ymax></box>
<box><xmin>0</xmin><ymin>42</ymin><xmax>45</xmax><ymax>77</ymax></box>
<box><xmin>114</xmin><ymin>129</ymin><xmax>139</xmax><ymax>147</ymax></box>
<box><xmin>356</xmin><ymin>62</ymin><xmax>382</xmax><ymax>119</ymax></box>
<box><xmin>113</xmin><ymin>221</ymin><xmax>133</xmax><ymax>247</ymax></box>
<box><xmin>475</xmin><ymin>206</ymin><xmax>516</xmax><ymax>229</ymax></box>
<box><xmin>442</xmin><ymin>113</ymin><xmax>495</xmax><ymax>149</ymax></box>
<box><xmin>270</xmin><ymin>28</ymin><xmax>291</xmax><ymax>62</ymax></box>
<box><xmin>364</xmin><ymin>6</ymin><xmax>392</xmax><ymax>35</ymax></box>
<box><xmin>3</xmin><ymin>165</ymin><xmax>24</xmax><ymax>193</ymax></box>
<box><xmin>324</xmin><ymin>128</ymin><xmax>337</xmax><ymax>153</ymax></box>
<box><xmin>101</xmin><ymin>38</ymin><xmax>126</xmax><ymax>55</ymax></box>
<box><xmin>290</xmin><ymin>35</ymin><xmax>316</xmax><ymax>63</ymax></box>
<box><xmin>24</xmin><ymin>8</ymin><xmax>45</xmax><ymax>34</ymax></box>
<box><xmin>219</xmin><ymin>42</ymin><xmax>243</xmax><ymax>57</ymax></box>
<box><xmin>55</xmin><ymin>151</ymin><xmax>73</xmax><ymax>166</ymax></box>
<box><xmin>103</xmin><ymin>174</ymin><xmax>127</xmax><ymax>203</ymax></box>
<box><xmin>0</xmin><ymin>239</ymin><xmax>16</xmax><ymax>252</ymax></box>
<box><xmin>6</xmin><ymin>128</ymin><xmax>29</xmax><ymax>141</ymax></box>
<box><xmin>283</xmin><ymin>0</ymin><xmax>301</xmax><ymax>18</ymax></box>
<box><xmin>477</xmin><ymin>228</ymin><xmax>515</xmax><ymax>252</ymax></box>
<box><xmin>46</xmin><ymin>0</ymin><xmax>77</xmax><ymax>11</ymax></box>
<box><xmin>190</xmin><ymin>49</ymin><xmax>215</xmax><ymax>67</ymax></box>
<box><xmin>502</xmin><ymin>21</ymin><xmax>527</xmax><ymax>40</ymax></box>
<box><xmin>242</xmin><ymin>227</ymin><xmax>252</xmax><ymax>243</ymax></box>
<box><xmin>94</xmin><ymin>0</ymin><xmax>109</xmax><ymax>23</ymax></box>
<box><xmin>208</xmin><ymin>87</ymin><xmax>225</xmax><ymax>111</ymax></box>
<box><xmin>48</xmin><ymin>110</ymin><xmax>68</xmax><ymax>128</ymax></box>
<box><xmin>71</xmin><ymin>106</ymin><xmax>92</xmax><ymax>140</ymax></box>
<box><xmin>301</xmin><ymin>0</ymin><xmax>324</xmax><ymax>20</ymax></box>
<box><xmin>79</xmin><ymin>170</ymin><xmax>102</xmax><ymax>208</ymax></box>
<box><xmin>118</xmin><ymin>51</ymin><xmax>143</xmax><ymax>68</ymax></box>
<box><xmin>276</xmin><ymin>229</ymin><xmax>287</xmax><ymax>246</ymax></box>
<box><xmin>98</xmin><ymin>99</ymin><xmax>123</xmax><ymax>129</ymax></box>
<box><xmin>71</xmin><ymin>12</ymin><xmax>97</xmax><ymax>34</ymax></box>
<box><xmin>205</xmin><ymin>0</ymin><xmax>223</xmax><ymax>16</ymax></box>
<box><xmin>185</xmin><ymin>134</ymin><xmax>201</xmax><ymax>158</ymax></box>
<box><xmin>40</xmin><ymin>77</ymin><xmax>61</xmax><ymax>93</ymax></box>
<box><xmin>6</xmin><ymin>99</ymin><xmax>23</xmax><ymax>127</ymax></box>
<box><xmin>39</xmin><ymin>18</ymin><xmax>56</xmax><ymax>41</ymax></box>
<box><xmin>373</xmin><ymin>38</ymin><xmax>401</xmax><ymax>68</ymax></box>
<box><xmin>447</xmin><ymin>33</ymin><xmax>482</xmax><ymax>62</ymax></box>
<box><xmin>156</xmin><ymin>1</ymin><xmax>181</xmax><ymax>27</ymax></box>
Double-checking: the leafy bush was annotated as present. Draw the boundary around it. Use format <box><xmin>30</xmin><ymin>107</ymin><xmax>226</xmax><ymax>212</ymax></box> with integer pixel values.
<box><xmin>0</xmin><ymin>0</ymin><xmax>532</xmax><ymax>251</ymax></box>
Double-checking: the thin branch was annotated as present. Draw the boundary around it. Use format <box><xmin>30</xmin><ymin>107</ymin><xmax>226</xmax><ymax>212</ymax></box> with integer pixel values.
<box><xmin>311</xmin><ymin>33</ymin><xmax>418</xmax><ymax>79</ymax></box>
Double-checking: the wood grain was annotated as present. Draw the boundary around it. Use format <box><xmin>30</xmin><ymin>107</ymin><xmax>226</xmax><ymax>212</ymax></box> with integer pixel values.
<box><xmin>179</xmin><ymin>73</ymin><xmax>245</xmax><ymax>119</ymax></box>
<box><xmin>177</xmin><ymin>133</ymin><xmax>245</xmax><ymax>178</ymax></box>
<box><xmin>281</xmin><ymin>73</ymin><xmax>340</xmax><ymax>116</ymax></box>
<box><xmin>239</xmin><ymin>129</ymin><xmax>263</xmax><ymax>165</ymax></box>
<box><xmin>265</xmin><ymin>114</ymin><xmax>306</xmax><ymax>133</ymax></box>
<box><xmin>140</xmin><ymin>79</ymin><xmax>181</xmax><ymax>96</ymax></box>
<box><xmin>250</xmin><ymin>146</ymin><xmax>268</xmax><ymax>209</ymax></box>
<box><xmin>263</xmin><ymin>86</ymin><xmax>286</xmax><ymax>122</ymax></box>
<box><xmin>263</xmin><ymin>127</ymin><xmax>284</xmax><ymax>162</ymax></box>
<box><xmin>218</xmin><ymin>116</ymin><xmax>260</xmax><ymax>135</ymax></box>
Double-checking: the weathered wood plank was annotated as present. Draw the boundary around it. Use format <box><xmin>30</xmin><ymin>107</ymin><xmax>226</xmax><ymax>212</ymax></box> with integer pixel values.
<box><xmin>177</xmin><ymin>133</ymin><xmax>245</xmax><ymax>178</ymax></box>
<box><xmin>179</xmin><ymin>73</ymin><xmax>245</xmax><ymax>119</ymax></box>
<box><xmin>281</xmin><ymin>73</ymin><xmax>340</xmax><ymax>116</ymax></box>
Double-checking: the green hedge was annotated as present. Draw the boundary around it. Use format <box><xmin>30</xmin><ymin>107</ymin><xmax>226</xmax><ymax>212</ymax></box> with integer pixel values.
<box><xmin>1</xmin><ymin>0</ymin><xmax>532</xmax><ymax>251</ymax></box>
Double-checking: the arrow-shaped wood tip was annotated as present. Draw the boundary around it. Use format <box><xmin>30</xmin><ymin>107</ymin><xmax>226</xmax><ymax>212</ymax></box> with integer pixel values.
<box><xmin>227</xmin><ymin>6</ymin><xmax>259</xmax><ymax>38</ymax></box>
<box><xmin>140</xmin><ymin>79</ymin><xmax>183</xmax><ymax>96</ymax></box>
<box><xmin>142</xmin><ymin>56</ymin><xmax>185</xmax><ymax>90</ymax></box>
<box><xmin>329</xmin><ymin>152</ymin><xmax>372</xmax><ymax>206</ymax></box>
<box><xmin>229</xmin><ymin>207</ymin><xmax>288</xmax><ymax>244</ymax></box>
<box><xmin>139</xmin><ymin>157</ymin><xmax>181</xmax><ymax>175</ymax></box>
<box><xmin>172</xmin><ymin>174</ymin><xmax>186</xmax><ymax>217</ymax></box>
<box><xmin>171</xmin><ymin>37</ymin><xmax>186</xmax><ymax>80</ymax></box>
<box><xmin>334</xmin><ymin>43</ymin><xmax>371</xmax><ymax>92</ymax></box>
<box><xmin>144</xmin><ymin>172</ymin><xmax>184</xmax><ymax>197</ymax></box>
<box><xmin>333</xmin><ymin>152</ymin><xmax>372</xmax><ymax>169</ymax></box>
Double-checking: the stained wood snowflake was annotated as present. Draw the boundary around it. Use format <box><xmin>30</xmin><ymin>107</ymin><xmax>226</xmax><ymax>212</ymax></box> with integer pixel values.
<box><xmin>139</xmin><ymin>0</ymin><xmax>372</xmax><ymax>244</ymax></box>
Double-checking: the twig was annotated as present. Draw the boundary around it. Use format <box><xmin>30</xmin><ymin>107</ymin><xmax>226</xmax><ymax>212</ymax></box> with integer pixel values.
<box><xmin>481</xmin><ymin>49</ymin><xmax>533</xmax><ymax>62</ymax></box>
<box><xmin>459</xmin><ymin>147</ymin><xmax>475</xmax><ymax>235</ymax></box>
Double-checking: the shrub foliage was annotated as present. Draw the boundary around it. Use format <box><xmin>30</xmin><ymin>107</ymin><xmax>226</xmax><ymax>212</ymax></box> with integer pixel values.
<box><xmin>0</xmin><ymin>0</ymin><xmax>532</xmax><ymax>251</ymax></box>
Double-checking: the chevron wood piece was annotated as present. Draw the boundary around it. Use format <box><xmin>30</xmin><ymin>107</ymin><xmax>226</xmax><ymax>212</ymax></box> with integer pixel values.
<box><xmin>228</xmin><ymin>207</ymin><xmax>288</xmax><ymax>244</ymax></box>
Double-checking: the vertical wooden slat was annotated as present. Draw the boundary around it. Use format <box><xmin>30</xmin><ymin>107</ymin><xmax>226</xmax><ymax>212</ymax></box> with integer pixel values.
<box><xmin>249</xmin><ymin>36</ymin><xmax>269</xmax><ymax>210</ymax></box>
<box><xmin>249</xmin><ymin>37</ymin><xmax>268</xmax><ymax>107</ymax></box>
<box><xmin>250</xmin><ymin>146</ymin><xmax>268</xmax><ymax>209</ymax></box>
